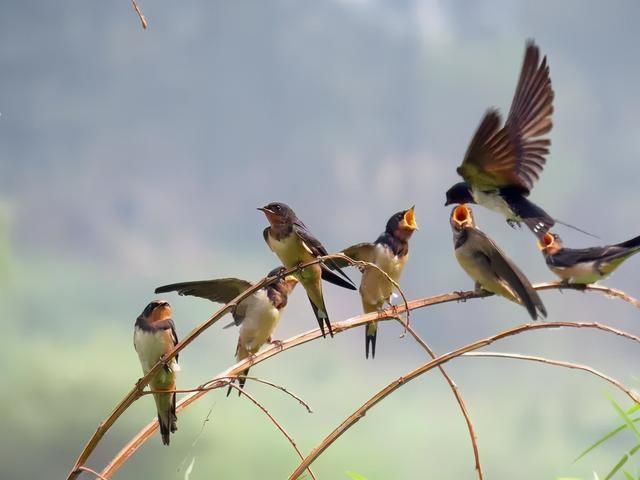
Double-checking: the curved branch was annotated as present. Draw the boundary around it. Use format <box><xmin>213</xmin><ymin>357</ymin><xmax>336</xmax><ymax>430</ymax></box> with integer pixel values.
<box><xmin>463</xmin><ymin>352</ymin><xmax>640</xmax><ymax>404</ymax></box>
<box><xmin>71</xmin><ymin>281</ymin><xmax>638</xmax><ymax>479</ymax></box>
<box><xmin>287</xmin><ymin>321</ymin><xmax>640</xmax><ymax>479</ymax></box>
<box><xmin>130</xmin><ymin>0</ymin><xmax>148</xmax><ymax>29</ymax></box>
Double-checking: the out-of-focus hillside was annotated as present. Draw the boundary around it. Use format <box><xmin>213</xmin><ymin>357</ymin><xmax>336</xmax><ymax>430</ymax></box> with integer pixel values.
<box><xmin>1</xmin><ymin>1</ymin><xmax>639</xmax><ymax>479</ymax></box>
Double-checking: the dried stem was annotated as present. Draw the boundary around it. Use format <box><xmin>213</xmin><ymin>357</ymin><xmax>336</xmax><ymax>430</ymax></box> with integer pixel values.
<box><xmin>287</xmin><ymin>321</ymin><xmax>640</xmax><ymax>479</ymax></box>
<box><xmin>64</xmin><ymin>280</ymin><xmax>639</xmax><ymax>479</ymax></box>
<box><xmin>76</xmin><ymin>466</ymin><xmax>109</xmax><ymax>480</ymax></box>
<box><xmin>130</xmin><ymin>0</ymin><xmax>148</xmax><ymax>29</ymax></box>
<box><xmin>463</xmin><ymin>352</ymin><xmax>640</xmax><ymax>403</ymax></box>
<box><xmin>396</xmin><ymin>317</ymin><xmax>484</xmax><ymax>480</ymax></box>
<box><xmin>226</xmin><ymin>382</ymin><xmax>317</xmax><ymax>480</ymax></box>
<box><xmin>144</xmin><ymin>375</ymin><xmax>313</xmax><ymax>414</ymax></box>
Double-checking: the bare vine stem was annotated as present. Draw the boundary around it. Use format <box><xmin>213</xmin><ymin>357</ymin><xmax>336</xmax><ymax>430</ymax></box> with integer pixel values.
<box><xmin>463</xmin><ymin>352</ymin><xmax>640</xmax><ymax>403</ymax></box>
<box><xmin>130</xmin><ymin>0</ymin><xmax>148</xmax><ymax>29</ymax></box>
<box><xmin>64</xmin><ymin>281</ymin><xmax>640</xmax><ymax>479</ymax></box>
<box><xmin>287</xmin><ymin>321</ymin><xmax>640</xmax><ymax>479</ymax></box>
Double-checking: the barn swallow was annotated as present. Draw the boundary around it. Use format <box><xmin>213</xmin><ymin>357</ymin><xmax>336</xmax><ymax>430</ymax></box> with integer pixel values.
<box><xmin>538</xmin><ymin>231</ymin><xmax>640</xmax><ymax>284</ymax></box>
<box><xmin>133</xmin><ymin>300</ymin><xmax>180</xmax><ymax>446</ymax></box>
<box><xmin>332</xmin><ymin>207</ymin><xmax>418</xmax><ymax>358</ymax></box>
<box><xmin>444</xmin><ymin>40</ymin><xmax>560</xmax><ymax>238</ymax></box>
<box><xmin>259</xmin><ymin>202</ymin><xmax>356</xmax><ymax>338</ymax></box>
<box><xmin>155</xmin><ymin>267</ymin><xmax>298</xmax><ymax>395</ymax></box>
<box><xmin>450</xmin><ymin>204</ymin><xmax>547</xmax><ymax>320</ymax></box>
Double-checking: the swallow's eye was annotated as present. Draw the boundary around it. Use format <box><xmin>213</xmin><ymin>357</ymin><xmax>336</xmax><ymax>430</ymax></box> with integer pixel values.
<box><xmin>274</xmin><ymin>205</ymin><xmax>281</xmax><ymax>211</ymax></box>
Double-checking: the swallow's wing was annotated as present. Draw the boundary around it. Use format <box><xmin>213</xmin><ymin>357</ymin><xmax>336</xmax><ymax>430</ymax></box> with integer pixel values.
<box><xmin>458</xmin><ymin>41</ymin><xmax>554</xmax><ymax>192</ymax></box>
<box><xmin>325</xmin><ymin>242</ymin><xmax>376</xmax><ymax>269</ymax></box>
<box><xmin>155</xmin><ymin>278</ymin><xmax>253</xmax><ymax>304</ymax></box>
<box><xmin>153</xmin><ymin>318</ymin><xmax>180</xmax><ymax>363</ymax></box>
<box><xmin>549</xmin><ymin>246</ymin><xmax>630</xmax><ymax>268</ymax></box>
<box><xmin>469</xmin><ymin>228</ymin><xmax>547</xmax><ymax>319</ymax></box>
<box><xmin>292</xmin><ymin>222</ymin><xmax>356</xmax><ymax>289</ymax></box>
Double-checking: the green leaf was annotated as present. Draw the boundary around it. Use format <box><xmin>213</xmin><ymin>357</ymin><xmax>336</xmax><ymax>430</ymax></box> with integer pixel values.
<box><xmin>610</xmin><ymin>399</ymin><xmax>640</xmax><ymax>441</ymax></box>
<box><xmin>604</xmin><ymin>444</ymin><xmax>640</xmax><ymax>480</ymax></box>
<box><xmin>575</xmin><ymin>418</ymin><xmax>640</xmax><ymax>462</ymax></box>
<box><xmin>622</xmin><ymin>470</ymin><xmax>634</xmax><ymax>480</ymax></box>
<box><xmin>345</xmin><ymin>472</ymin><xmax>369</xmax><ymax>480</ymax></box>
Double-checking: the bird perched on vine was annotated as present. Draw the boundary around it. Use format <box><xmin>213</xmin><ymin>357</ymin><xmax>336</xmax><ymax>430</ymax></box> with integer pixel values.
<box><xmin>259</xmin><ymin>202</ymin><xmax>356</xmax><ymax>338</ymax></box>
<box><xmin>538</xmin><ymin>231</ymin><xmax>640</xmax><ymax>284</ymax></box>
<box><xmin>449</xmin><ymin>204</ymin><xmax>547</xmax><ymax>320</ymax></box>
<box><xmin>156</xmin><ymin>267</ymin><xmax>298</xmax><ymax>395</ymax></box>
<box><xmin>133</xmin><ymin>300</ymin><xmax>179</xmax><ymax>445</ymax></box>
<box><xmin>331</xmin><ymin>207</ymin><xmax>418</xmax><ymax>358</ymax></box>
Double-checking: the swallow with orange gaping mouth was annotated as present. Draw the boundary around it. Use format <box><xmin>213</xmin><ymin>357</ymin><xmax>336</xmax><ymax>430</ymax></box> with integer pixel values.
<box><xmin>443</xmin><ymin>40</ymin><xmax>594</xmax><ymax>239</ymax></box>
<box><xmin>133</xmin><ymin>300</ymin><xmax>180</xmax><ymax>446</ymax></box>
<box><xmin>155</xmin><ymin>267</ymin><xmax>298</xmax><ymax>395</ymax></box>
<box><xmin>331</xmin><ymin>207</ymin><xmax>418</xmax><ymax>358</ymax></box>
<box><xmin>259</xmin><ymin>202</ymin><xmax>356</xmax><ymax>338</ymax></box>
<box><xmin>538</xmin><ymin>231</ymin><xmax>640</xmax><ymax>284</ymax></box>
<box><xmin>450</xmin><ymin>204</ymin><xmax>546</xmax><ymax>320</ymax></box>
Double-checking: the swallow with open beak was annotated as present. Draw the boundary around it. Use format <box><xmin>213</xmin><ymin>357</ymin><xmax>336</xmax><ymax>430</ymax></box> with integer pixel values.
<box><xmin>444</xmin><ymin>40</ymin><xmax>561</xmax><ymax>238</ymax></box>
<box><xmin>331</xmin><ymin>207</ymin><xmax>418</xmax><ymax>358</ymax></box>
<box><xmin>450</xmin><ymin>204</ymin><xmax>547</xmax><ymax>320</ymax></box>
<box><xmin>538</xmin><ymin>231</ymin><xmax>640</xmax><ymax>284</ymax></box>
<box><xmin>259</xmin><ymin>202</ymin><xmax>356</xmax><ymax>338</ymax></box>
<box><xmin>133</xmin><ymin>300</ymin><xmax>180</xmax><ymax>446</ymax></box>
<box><xmin>155</xmin><ymin>267</ymin><xmax>298</xmax><ymax>395</ymax></box>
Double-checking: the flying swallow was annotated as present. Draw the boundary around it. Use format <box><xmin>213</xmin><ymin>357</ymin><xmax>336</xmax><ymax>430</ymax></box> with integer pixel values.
<box><xmin>331</xmin><ymin>207</ymin><xmax>418</xmax><ymax>358</ymax></box>
<box><xmin>155</xmin><ymin>267</ymin><xmax>298</xmax><ymax>395</ymax></box>
<box><xmin>450</xmin><ymin>204</ymin><xmax>547</xmax><ymax>320</ymax></box>
<box><xmin>444</xmin><ymin>40</ymin><xmax>559</xmax><ymax>238</ymax></box>
<box><xmin>258</xmin><ymin>202</ymin><xmax>356</xmax><ymax>338</ymax></box>
<box><xmin>133</xmin><ymin>300</ymin><xmax>180</xmax><ymax>446</ymax></box>
<box><xmin>538</xmin><ymin>231</ymin><xmax>640</xmax><ymax>284</ymax></box>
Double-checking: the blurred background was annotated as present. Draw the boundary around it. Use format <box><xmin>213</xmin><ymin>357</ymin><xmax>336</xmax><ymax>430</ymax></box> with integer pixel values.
<box><xmin>1</xmin><ymin>1</ymin><xmax>639</xmax><ymax>478</ymax></box>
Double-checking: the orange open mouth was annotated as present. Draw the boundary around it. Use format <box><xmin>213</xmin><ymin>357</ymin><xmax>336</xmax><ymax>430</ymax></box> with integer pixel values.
<box><xmin>453</xmin><ymin>204</ymin><xmax>471</xmax><ymax>226</ymax></box>
<box><xmin>537</xmin><ymin>232</ymin><xmax>555</xmax><ymax>251</ymax></box>
<box><xmin>401</xmin><ymin>206</ymin><xmax>418</xmax><ymax>230</ymax></box>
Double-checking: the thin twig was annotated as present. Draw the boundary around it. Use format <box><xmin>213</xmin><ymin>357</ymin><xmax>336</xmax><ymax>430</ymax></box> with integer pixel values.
<box><xmin>144</xmin><ymin>375</ymin><xmax>313</xmax><ymax>414</ymax></box>
<box><xmin>287</xmin><ymin>321</ymin><xmax>640</xmax><ymax>479</ymax></box>
<box><xmin>74</xmin><ymin>281</ymin><xmax>639</xmax><ymax>479</ymax></box>
<box><xmin>226</xmin><ymin>382</ymin><xmax>317</xmax><ymax>480</ymax></box>
<box><xmin>463</xmin><ymin>352</ymin><xmax>640</xmax><ymax>403</ymax></box>
<box><xmin>130</xmin><ymin>0</ymin><xmax>148</xmax><ymax>29</ymax></box>
<box><xmin>76</xmin><ymin>466</ymin><xmax>109</xmax><ymax>480</ymax></box>
<box><xmin>396</xmin><ymin>316</ymin><xmax>483</xmax><ymax>480</ymax></box>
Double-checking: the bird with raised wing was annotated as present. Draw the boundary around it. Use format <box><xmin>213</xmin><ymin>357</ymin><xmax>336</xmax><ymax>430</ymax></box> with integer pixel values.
<box><xmin>156</xmin><ymin>267</ymin><xmax>298</xmax><ymax>394</ymax></box>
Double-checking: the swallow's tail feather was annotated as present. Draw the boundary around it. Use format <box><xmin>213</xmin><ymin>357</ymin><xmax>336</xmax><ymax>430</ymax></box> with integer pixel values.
<box><xmin>154</xmin><ymin>392</ymin><xmax>175</xmax><ymax>446</ymax></box>
<box><xmin>226</xmin><ymin>367</ymin><xmax>250</xmax><ymax>397</ymax></box>
<box><xmin>308</xmin><ymin>296</ymin><xmax>332</xmax><ymax>338</ymax></box>
<box><xmin>321</xmin><ymin>265</ymin><xmax>357</xmax><ymax>290</ymax></box>
<box><xmin>618</xmin><ymin>234</ymin><xmax>640</xmax><ymax>250</ymax></box>
<box><xmin>365</xmin><ymin>322</ymin><xmax>378</xmax><ymax>359</ymax></box>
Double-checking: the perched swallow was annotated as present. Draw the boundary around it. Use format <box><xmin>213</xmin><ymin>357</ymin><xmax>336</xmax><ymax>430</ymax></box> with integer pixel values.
<box><xmin>155</xmin><ymin>267</ymin><xmax>298</xmax><ymax>395</ymax></box>
<box><xmin>258</xmin><ymin>202</ymin><xmax>356</xmax><ymax>338</ymax></box>
<box><xmin>450</xmin><ymin>204</ymin><xmax>547</xmax><ymax>320</ymax></box>
<box><xmin>538</xmin><ymin>231</ymin><xmax>640</xmax><ymax>284</ymax></box>
<box><xmin>133</xmin><ymin>300</ymin><xmax>180</xmax><ymax>446</ymax></box>
<box><xmin>444</xmin><ymin>40</ymin><xmax>557</xmax><ymax>237</ymax></box>
<box><xmin>332</xmin><ymin>207</ymin><xmax>418</xmax><ymax>358</ymax></box>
